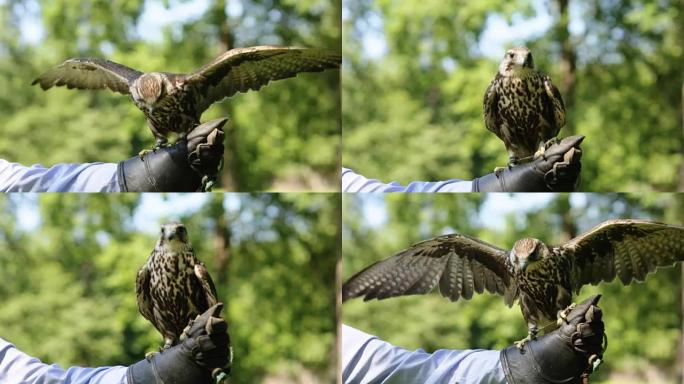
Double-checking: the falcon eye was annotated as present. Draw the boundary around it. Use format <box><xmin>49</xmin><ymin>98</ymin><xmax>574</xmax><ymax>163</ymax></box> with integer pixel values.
<box><xmin>507</xmin><ymin>52</ymin><xmax>514</xmax><ymax>58</ymax></box>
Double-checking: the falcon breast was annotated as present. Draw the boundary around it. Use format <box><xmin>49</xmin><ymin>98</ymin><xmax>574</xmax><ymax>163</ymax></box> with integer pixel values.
<box><xmin>343</xmin><ymin>219</ymin><xmax>683</xmax><ymax>343</ymax></box>
<box><xmin>136</xmin><ymin>222</ymin><xmax>218</xmax><ymax>349</ymax></box>
<box><xmin>483</xmin><ymin>47</ymin><xmax>566</xmax><ymax>166</ymax></box>
<box><xmin>33</xmin><ymin>46</ymin><xmax>341</xmax><ymax>148</ymax></box>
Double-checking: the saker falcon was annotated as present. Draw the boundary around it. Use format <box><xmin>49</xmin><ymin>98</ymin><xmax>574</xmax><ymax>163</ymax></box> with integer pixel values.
<box><xmin>343</xmin><ymin>219</ymin><xmax>683</xmax><ymax>346</ymax></box>
<box><xmin>136</xmin><ymin>222</ymin><xmax>218</xmax><ymax>349</ymax></box>
<box><xmin>483</xmin><ymin>47</ymin><xmax>566</xmax><ymax>166</ymax></box>
<box><xmin>33</xmin><ymin>46</ymin><xmax>341</xmax><ymax>149</ymax></box>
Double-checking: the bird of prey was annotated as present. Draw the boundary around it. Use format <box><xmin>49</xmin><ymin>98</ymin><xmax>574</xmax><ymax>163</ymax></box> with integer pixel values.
<box><xmin>136</xmin><ymin>222</ymin><xmax>218</xmax><ymax>349</ymax></box>
<box><xmin>483</xmin><ymin>47</ymin><xmax>566</xmax><ymax>166</ymax></box>
<box><xmin>343</xmin><ymin>219</ymin><xmax>683</xmax><ymax>346</ymax></box>
<box><xmin>33</xmin><ymin>46</ymin><xmax>341</xmax><ymax>149</ymax></box>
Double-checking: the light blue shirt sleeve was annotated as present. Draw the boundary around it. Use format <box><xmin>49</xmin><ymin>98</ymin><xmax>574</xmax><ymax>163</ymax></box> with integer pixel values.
<box><xmin>341</xmin><ymin>325</ymin><xmax>506</xmax><ymax>384</ymax></box>
<box><xmin>341</xmin><ymin>168</ymin><xmax>473</xmax><ymax>192</ymax></box>
<box><xmin>0</xmin><ymin>159</ymin><xmax>120</xmax><ymax>192</ymax></box>
<box><xmin>0</xmin><ymin>338</ymin><xmax>128</xmax><ymax>384</ymax></box>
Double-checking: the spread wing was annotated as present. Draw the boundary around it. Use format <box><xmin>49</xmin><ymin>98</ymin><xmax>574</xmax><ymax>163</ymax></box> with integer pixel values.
<box><xmin>483</xmin><ymin>76</ymin><xmax>502</xmax><ymax>139</ymax></box>
<box><xmin>32</xmin><ymin>58</ymin><xmax>142</xmax><ymax>94</ymax></box>
<box><xmin>193</xmin><ymin>261</ymin><xmax>219</xmax><ymax>310</ymax></box>
<box><xmin>563</xmin><ymin>219</ymin><xmax>684</xmax><ymax>292</ymax></box>
<box><xmin>343</xmin><ymin>233</ymin><xmax>518</xmax><ymax>307</ymax></box>
<box><xmin>541</xmin><ymin>74</ymin><xmax>565</xmax><ymax>137</ymax></box>
<box><xmin>184</xmin><ymin>46</ymin><xmax>341</xmax><ymax>113</ymax></box>
<box><xmin>135</xmin><ymin>261</ymin><xmax>155</xmax><ymax>324</ymax></box>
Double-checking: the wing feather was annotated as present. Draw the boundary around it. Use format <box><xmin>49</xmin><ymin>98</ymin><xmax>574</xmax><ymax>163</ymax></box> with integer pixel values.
<box><xmin>542</xmin><ymin>75</ymin><xmax>565</xmax><ymax>138</ymax></box>
<box><xmin>193</xmin><ymin>261</ymin><xmax>219</xmax><ymax>309</ymax></box>
<box><xmin>32</xmin><ymin>58</ymin><xmax>141</xmax><ymax>94</ymax></box>
<box><xmin>342</xmin><ymin>233</ymin><xmax>516</xmax><ymax>306</ymax></box>
<box><xmin>184</xmin><ymin>46</ymin><xmax>341</xmax><ymax>113</ymax></box>
<box><xmin>135</xmin><ymin>261</ymin><xmax>155</xmax><ymax>323</ymax></box>
<box><xmin>564</xmin><ymin>219</ymin><xmax>684</xmax><ymax>292</ymax></box>
<box><xmin>483</xmin><ymin>76</ymin><xmax>501</xmax><ymax>138</ymax></box>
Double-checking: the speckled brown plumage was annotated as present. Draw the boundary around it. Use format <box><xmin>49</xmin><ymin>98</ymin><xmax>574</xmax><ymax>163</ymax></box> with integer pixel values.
<box><xmin>32</xmin><ymin>47</ymin><xmax>341</xmax><ymax>147</ymax></box>
<box><xmin>483</xmin><ymin>47</ymin><xmax>565</xmax><ymax>165</ymax></box>
<box><xmin>136</xmin><ymin>223</ymin><xmax>218</xmax><ymax>349</ymax></box>
<box><xmin>343</xmin><ymin>220</ymin><xmax>683</xmax><ymax>341</ymax></box>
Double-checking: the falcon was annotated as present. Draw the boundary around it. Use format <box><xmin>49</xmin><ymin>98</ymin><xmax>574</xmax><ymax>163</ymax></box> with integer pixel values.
<box><xmin>483</xmin><ymin>47</ymin><xmax>566</xmax><ymax>166</ymax></box>
<box><xmin>33</xmin><ymin>46</ymin><xmax>341</xmax><ymax>149</ymax></box>
<box><xmin>343</xmin><ymin>219</ymin><xmax>684</xmax><ymax>346</ymax></box>
<box><xmin>136</xmin><ymin>222</ymin><xmax>218</xmax><ymax>349</ymax></box>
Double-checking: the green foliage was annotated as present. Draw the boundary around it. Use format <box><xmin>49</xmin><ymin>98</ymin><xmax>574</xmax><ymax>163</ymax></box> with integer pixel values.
<box><xmin>342</xmin><ymin>0</ymin><xmax>683</xmax><ymax>191</ymax></box>
<box><xmin>342</xmin><ymin>193</ymin><xmax>684</xmax><ymax>383</ymax></box>
<box><xmin>0</xmin><ymin>0</ymin><xmax>340</xmax><ymax>191</ymax></box>
<box><xmin>0</xmin><ymin>193</ymin><xmax>338</xmax><ymax>382</ymax></box>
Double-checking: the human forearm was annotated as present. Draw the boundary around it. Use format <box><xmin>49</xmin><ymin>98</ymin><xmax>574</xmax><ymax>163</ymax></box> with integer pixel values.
<box><xmin>341</xmin><ymin>325</ymin><xmax>505</xmax><ymax>384</ymax></box>
<box><xmin>0</xmin><ymin>159</ymin><xmax>119</xmax><ymax>192</ymax></box>
<box><xmin>341</xmin><ymin>168</ymin><xmax>473</xmax><ymax>192</ymax></box>
<box><xmin>0</xmin><ymin>338</ymin><xmax>126</xmax><ymax>384</ymax></box>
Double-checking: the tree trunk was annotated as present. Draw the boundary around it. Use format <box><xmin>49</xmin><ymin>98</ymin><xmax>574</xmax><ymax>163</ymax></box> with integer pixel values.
<box><xmin>209</xmin><ymin>194</ymin><xmax>230</xmax><ymax>286</ymax></box>
<box><xmin>680</xmin><ymin>0</ymin><xmax>684</xmax><ymax>192</ymax></box>
<box><xmin>208</xmin><ymin>0</ymin><xmax>241</xmax><ymax>190</ymax></box>
<box><xmin>334</xmin><ymin>199</ymin><xmax>342</xmax><ymax>383</ymax></box>
<box><xmin>555</xmin><ymin>0</ymin><xmax>577</xmax><ymax>135</ymax></box>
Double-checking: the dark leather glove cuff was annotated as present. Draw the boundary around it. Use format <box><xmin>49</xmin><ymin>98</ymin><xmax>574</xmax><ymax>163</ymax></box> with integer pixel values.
<box><xmin>117</xmin><ymin>118</ymin><xmax>227</xmax><ymax>192</ymax></box>
<box><xmin>472</xmin><ymin>135</ymin><xmax>584</xmax><ymax>192</ymax></box>
<box><xmin>118</xmin><ymin>142</ymin><xmax>202</xmax><ymax>192</ymax></box>
<box><xmin>500</xmin><ymin>295</ymin><xmax>606</xmax><ymax>384</ymax></box>
<box><xmin>126</xmin><ymin>342</ymin><xmax>212</xmax><ymax>384</ymax></box>
<box><xmin>472</xmin><ymin>161</ymin><xmax>548</xmax><ymax>192</ymax></box>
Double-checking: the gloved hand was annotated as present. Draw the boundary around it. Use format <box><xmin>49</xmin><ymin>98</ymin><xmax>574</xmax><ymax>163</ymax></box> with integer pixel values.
<box><xmin>117</xmin><ymin>118</ymin><xmax>227</xmax><ymax>192</ymax></box>
<box><xmin>127</xmin><ymin>303</ymin><xmax>232</xmax><ymax>384</ymax></box>
<box><xmin>500</xmin><ymin>295</ymin><xmax>607</xmax><ymax>384</ymax></box>
<box><xmin>472</xmin><ymin>135</ymin><xmax>584</xmax><ymax>192</ymax></box>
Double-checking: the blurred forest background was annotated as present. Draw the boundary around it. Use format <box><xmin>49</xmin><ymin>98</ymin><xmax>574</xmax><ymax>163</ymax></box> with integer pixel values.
<box><xmin>0</xmin><ymin>0</ymin><xmax>340</xmax><ymax>191</ymax></box>
<box><xmin>0</xmin><ymin>193</ymin><xmax>339</xmax><ymax>383</ymax></box>
<box><xmin>343</xmin><ymin>193</ymin><xmax>684</xmax><ymax>383</ymax></box>
<box><xmin>342</xmin><ymin>0</ymin><xmax>684</xmax><ymax>191</ymax></box>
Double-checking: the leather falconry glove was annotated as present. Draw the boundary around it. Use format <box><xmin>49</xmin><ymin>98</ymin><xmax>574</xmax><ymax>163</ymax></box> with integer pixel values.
<box><xmin>117</xmin><ymin>118</ymin><xmax>227</xmax><ymax>192</ymax></box>
<box><xmin>500</xmin><ymin>294</ymin><xmax>607</xmax><ymax>384</ymax></box>
<box><xmin>472</xmin><ymin>135</ymin><xmax>584</xmax><ymax>192</ymax></box>
<box><xmin>127</xmin><ymin>303</ymin><xmax>232</xmax><ymax>384</ymax></box>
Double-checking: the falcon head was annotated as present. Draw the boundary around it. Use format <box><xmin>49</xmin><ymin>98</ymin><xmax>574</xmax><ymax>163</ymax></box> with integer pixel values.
<box><xmin>499</xmin><ymin>47</ymin><xmax>534</xmax><ymax>77</ymax></box>
<box><xmin>509</xmin><ymin>237</ymin><xmax>549</xmax><ymax>273</ymax></box>
<box><xmin>158</xmin><ymin>222</ymin><xmax>190</xmax><ymax>251</ymax></box>
<box><xmin>132</xmin><ymin>72</ymin><xmax>167</xmax><ymax>108</ymax></box>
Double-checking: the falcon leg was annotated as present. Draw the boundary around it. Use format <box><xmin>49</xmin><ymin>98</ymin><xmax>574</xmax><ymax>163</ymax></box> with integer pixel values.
<box><xmin>161</xmin><ymin>337</ymin><xmax>174</xmax><ymax>351</ymax></box>
<box><xmin>514</xmin><ymin>325</ymin><xmax>538</xmax><ymax>350</ymax></box>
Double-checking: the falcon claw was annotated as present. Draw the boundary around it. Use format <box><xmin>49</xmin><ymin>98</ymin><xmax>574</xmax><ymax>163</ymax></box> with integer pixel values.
<box><xmin>557</xmin><ymin>302</ymin><xmax>577</xmax><ymax>325</ymax></box>
<box><xmin>514</xmin><ymin>335</ymin><xmax>534</xmax><ymax>350</ymax></box>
